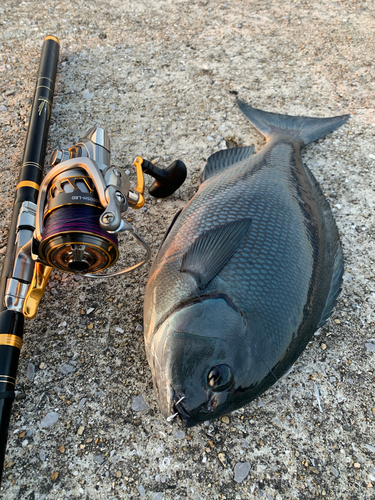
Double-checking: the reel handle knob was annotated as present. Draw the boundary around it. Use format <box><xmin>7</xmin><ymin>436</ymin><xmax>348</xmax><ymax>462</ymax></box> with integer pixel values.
<box><xmin>141</xmin><ymin>159</ymin><xmax>187</xmax><ymax>198</ymax></box>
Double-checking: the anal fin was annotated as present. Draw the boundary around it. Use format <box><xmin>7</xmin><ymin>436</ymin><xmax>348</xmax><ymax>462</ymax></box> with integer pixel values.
<box><xmin>318</xmin><ymin>245</ymin><xmax>344</xmax><ymax>328</ymax></box>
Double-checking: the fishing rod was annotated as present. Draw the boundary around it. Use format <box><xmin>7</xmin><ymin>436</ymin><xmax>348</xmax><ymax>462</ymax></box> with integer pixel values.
<box><xmin>0</xmin><ymin>36</ymin><xmax>186</xmax><ymax>481</ymax></box>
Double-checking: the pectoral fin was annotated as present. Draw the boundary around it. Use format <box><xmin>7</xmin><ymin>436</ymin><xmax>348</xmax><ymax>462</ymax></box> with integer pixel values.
<box><xmin>181</xmin><ymin>218</ymin><xmax>252</xmax><ymax>289</ymax></box>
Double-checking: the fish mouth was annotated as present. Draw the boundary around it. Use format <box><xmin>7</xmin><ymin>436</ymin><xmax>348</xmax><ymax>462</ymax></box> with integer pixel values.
<box><xmin>166</xmin><ymin>391</ymin><xmax>197</xmax><ymax>428</ymax></box>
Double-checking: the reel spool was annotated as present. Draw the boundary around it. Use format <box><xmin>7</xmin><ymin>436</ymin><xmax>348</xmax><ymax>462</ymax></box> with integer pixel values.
<box><xmin>39</xmin><ymin>169</ymin><xmax>119</xmax><ymax>274</ymax></box>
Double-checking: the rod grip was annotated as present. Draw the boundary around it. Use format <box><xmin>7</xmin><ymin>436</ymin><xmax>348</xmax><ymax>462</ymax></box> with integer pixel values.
<box><xmin>0</xmin><ymin>310</ymin><xmax>24</xmax><ymax>482</ymax></box>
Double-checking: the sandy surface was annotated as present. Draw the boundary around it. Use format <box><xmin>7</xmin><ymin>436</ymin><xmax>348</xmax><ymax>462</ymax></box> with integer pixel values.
<box><xmin>0</xmin><ymin>0</ymin><xmax>374</xmax><ymax>499</ymax></box>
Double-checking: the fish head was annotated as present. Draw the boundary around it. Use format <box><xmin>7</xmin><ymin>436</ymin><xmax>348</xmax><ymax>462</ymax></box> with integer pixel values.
<box><xmin>149</xmin><ymin>294</ymin><xmax>272</xmax><ymax>427</ymax></box>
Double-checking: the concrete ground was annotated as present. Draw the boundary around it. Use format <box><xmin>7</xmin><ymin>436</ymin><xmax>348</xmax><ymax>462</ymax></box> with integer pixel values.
<box><xmin>0</xmin><ymin>0</ymin><xmax>374</xmax><ymax>499</ymax></box>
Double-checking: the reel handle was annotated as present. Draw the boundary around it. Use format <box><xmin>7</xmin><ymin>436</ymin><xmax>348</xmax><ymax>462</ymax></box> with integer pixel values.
<box><xmin>141</xmin><ymin>158</ymin><xmax>187</xmax><ymax>198</ymax></box>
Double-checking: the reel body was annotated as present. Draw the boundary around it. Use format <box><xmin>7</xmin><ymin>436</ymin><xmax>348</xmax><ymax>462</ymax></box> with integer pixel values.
<box><xmin>5</xmin><ymin>125</ymin><xmax>187</xmax><ymax>318</ymax></box>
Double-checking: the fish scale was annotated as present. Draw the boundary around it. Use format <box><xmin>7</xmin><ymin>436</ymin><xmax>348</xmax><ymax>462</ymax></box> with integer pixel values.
<box><xmin>144</xmin><ymin>100</ymin><xmax>349</xmax><ymax>426</ymax></box>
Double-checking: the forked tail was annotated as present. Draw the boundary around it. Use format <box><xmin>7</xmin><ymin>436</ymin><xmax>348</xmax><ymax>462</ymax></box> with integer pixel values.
<box><xmin>237</xmin><ymin>99</ymin><xmax>349</xmax><ymax>145</ymax></box>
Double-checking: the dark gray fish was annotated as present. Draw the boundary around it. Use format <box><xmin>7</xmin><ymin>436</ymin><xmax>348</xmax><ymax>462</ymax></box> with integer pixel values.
<box><xmin>143</xmin><ymin>100</ymin><xmax>349</xmax><ymax>427</ymax></box>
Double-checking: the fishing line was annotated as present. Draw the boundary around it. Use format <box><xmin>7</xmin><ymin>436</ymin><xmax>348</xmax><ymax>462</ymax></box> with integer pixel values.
<box><xmin>42</xmin><ymin>206</ymin><xmax>118</xmax><ymax>246</ymax></box>
<box><xmin>38</xmin><ymin>205</ymin><xmax>122</xmax><ymax>273</ymax></box>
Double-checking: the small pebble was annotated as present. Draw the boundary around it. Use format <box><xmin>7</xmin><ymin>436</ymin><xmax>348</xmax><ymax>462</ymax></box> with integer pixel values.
<box><xmin>77</xmin><ymin>426</ymin><xmax>85</xmax><ymax>435</ymax></box>
<box><xmin>87</xmin><ymin>323</ymin><xmax>94</xmax><ymax>330</ymax></box>
<box><xmin>365</xmin><ymin>343</ymin><xmax>375</xmax><ymax>352</ymax></box>
<box><xmin>221</xmin><ymin>416</ymin><xmax>229</xmax><ymax>424</ymax></box>
<box><xmin>136</xmin><ymin>324</ymin><xmax>143</xmax><ymax>332</ymax></box>
<box><xmin>137</xmin><ymin>484</ymin><xmax>146</xmax><ymax>498</ymax></box>
<box><xmin>40</xmin><ymin>412</ymin><xmax>59</xmax><ymax>428</ymax></box>
<box><xmin>131</xmin><ymin>395</ymin><xmax>148</xmax><ymax>412</ymax></box>
<box><xmin>51</xmin><ymin>471</ymin><xmax>59</xmax><ymax>481</ymax></box>
<box><xmin>234</xmin><ymin>462</ymin><xmax>251</xmax><ymax>483</ymax></box>
<box><xmin>330</xmin><ymin>465</ymin><xmax>339</xmax><ymax>477</ymax></box>
<box><xmin>26</xmin><ymin>363</ymin><xmax>35</xmax><ymax>380</ymax></box>
<box><xmin>59</xmin><ymin>445</ymin><xmax>65</xmax><ymax>454</ymax></box>
<box><xmin>78</xmin><ymin>398</ymin><xmax>87</xmax><ymax>410</ymax></box>
<box><xmin>218</xmin><ymin>452</ymin><xmax>227</xmax><ymax>467</ymax></box>
<box><xmin>94</xmin><ymin>455</ymin><xmax>104</xmax><ymax>464</ymax></box>
<box><xmin>59</xmin><ymin>363</ymin><xmax>75</xmax><ymax>375</ymax></box>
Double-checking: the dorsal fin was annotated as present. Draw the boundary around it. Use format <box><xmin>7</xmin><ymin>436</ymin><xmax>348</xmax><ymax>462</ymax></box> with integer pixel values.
<box><xmin>237</xmin><ymin>99</ymin><xmax>349</xmax><ymax>146</ymax></box>
<box><xmin>200</xmin><ymin>146</ymin><xmax>255</xmax><ymax>183</ymax></box>
<box><xmin>181</xmin><ymin>218</ymin><xmax>252</xmax><ymax>289</ymax></box>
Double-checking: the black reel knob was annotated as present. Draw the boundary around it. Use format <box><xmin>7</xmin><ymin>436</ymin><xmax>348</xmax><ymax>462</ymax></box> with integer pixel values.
<box><xmin>141</xmin><ymin>159</ymin><xmax>187</xmax><ymax>198</ymax></box>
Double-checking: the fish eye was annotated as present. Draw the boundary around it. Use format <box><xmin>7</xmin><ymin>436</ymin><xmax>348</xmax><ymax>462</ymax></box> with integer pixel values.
<box><xmin>207</xmin><ymin>364</ymin><xmax>234</xmax><ymax>391</ymax></box>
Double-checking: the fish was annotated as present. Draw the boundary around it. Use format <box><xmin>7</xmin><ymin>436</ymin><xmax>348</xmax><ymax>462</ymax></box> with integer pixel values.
<box><xmin>143</xmin><ymin>100</ymin><xmax>349</xmax><ymax>427</ymax></box>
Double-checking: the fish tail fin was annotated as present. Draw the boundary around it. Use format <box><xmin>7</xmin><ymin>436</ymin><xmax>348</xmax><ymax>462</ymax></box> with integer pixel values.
<box><xmin>237</xmin><ymin>99</ymin><xmax>349</xmax><ymax>145</ymax></box>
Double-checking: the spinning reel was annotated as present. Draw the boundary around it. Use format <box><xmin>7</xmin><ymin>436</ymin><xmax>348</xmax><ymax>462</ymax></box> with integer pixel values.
<box><xmin>21</xmin><ymin>127</ymin><xmax>186</xmax><ymax>317</ymax></box>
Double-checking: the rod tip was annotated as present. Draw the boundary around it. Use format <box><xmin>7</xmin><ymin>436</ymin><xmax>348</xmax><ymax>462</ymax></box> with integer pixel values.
<box><xmin>44</xmin><ymin>35</ymin><xmax>60</xmax><ymax>45</ymax></box>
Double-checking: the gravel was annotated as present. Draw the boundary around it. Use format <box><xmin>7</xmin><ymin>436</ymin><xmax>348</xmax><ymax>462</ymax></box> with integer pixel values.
<box><xmin>0</xmin><ymin>0</ymin><xmax>374</xmax><ymax>499</ymax></box>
